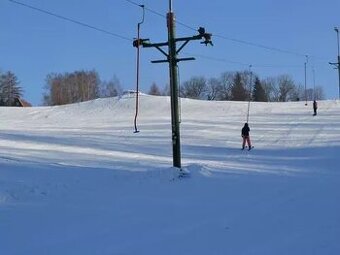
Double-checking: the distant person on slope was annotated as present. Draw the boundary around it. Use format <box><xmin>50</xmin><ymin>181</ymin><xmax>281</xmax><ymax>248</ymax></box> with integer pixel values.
<box><xmin>241</xmin><ymin>123</ymin><xmax>252</xmax><ymax>150</ymax></box>
<box><xmin>313</xmin><ymin>100</ymin><xmax>318</xmax><ymax>116</ymax></box>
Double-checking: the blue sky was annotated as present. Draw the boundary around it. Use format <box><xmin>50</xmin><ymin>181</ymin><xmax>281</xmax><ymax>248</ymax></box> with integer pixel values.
<box><xmin>1</xmin><ymin>0</ymin><xmax>339</xmax><ymax>105</ymax></box>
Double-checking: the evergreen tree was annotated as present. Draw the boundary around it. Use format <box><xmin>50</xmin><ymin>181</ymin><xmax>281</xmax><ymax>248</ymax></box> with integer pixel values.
<box><xmin>0</xmin><ymin>71</ymin><xmax>23</xmax><ymax>106</ymax></box>
<box><xmin>252</xmin><ymin>77</ymin><xmax>267</xmax><ymax>102</ymax></box>
<box><xmin>231</xmin><ymin>72</ymin><xmax>247</xmax><ymax>101</ymax></box>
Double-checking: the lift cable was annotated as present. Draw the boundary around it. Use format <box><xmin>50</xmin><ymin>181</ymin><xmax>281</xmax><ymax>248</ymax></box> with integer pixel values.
<box><xmin>246</xmin><ymin>65</ymin><xmax>253</xmax><ymax>124</ymax></box>
<box><xmin>123</xmin><ymin>0</ymin><xmax>313</xmax><ymax>59</ymax></box>
<box><xmin>9</xmin><ymin>0</ymin><xmax>132</xmax><ymax>42</ymax></box>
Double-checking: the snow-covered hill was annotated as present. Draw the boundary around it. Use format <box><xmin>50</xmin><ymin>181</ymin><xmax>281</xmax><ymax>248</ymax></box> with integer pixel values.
<box><xmin>1</xmin><ymin>96</ymin><xmax>340</xmax><ymax>255</ymax></box>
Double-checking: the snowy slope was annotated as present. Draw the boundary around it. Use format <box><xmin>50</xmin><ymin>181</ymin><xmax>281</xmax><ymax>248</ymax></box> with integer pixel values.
<box><xmin>1</xmin><ymin>96</ymin><xmax>340</xmax><ymax>255</ymax></box>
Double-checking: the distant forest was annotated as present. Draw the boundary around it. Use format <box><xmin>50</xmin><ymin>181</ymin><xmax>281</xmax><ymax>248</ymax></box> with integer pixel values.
<box><xmin>174</xmin><ymin>71</ymin><xmax>324</xmax><ymax>102</ymax></box>
<box><xmin>0</xmin><ymin>69</ymin><xmax>324</xmax><ymax>106</ymax></box>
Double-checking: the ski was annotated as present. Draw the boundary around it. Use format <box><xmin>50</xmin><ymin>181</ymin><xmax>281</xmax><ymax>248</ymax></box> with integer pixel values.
<box><xmin>241</xmin><ymin>146</ymin><xmax>254</xmax><ymax>151</ymax></box>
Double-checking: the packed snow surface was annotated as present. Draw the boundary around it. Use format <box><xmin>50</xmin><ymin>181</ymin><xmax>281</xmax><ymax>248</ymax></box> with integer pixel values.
<box><xmin>1</xmin><ymin>95</ymin><xmax>340</xmax><ymax>255</ymax></box>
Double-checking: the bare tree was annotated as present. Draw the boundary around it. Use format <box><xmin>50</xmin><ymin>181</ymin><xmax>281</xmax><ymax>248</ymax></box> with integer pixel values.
<box><xmin>43</xmin><ymin>70</ymin><xmax>100</xmax><ymax>106</ymax></box>
<box><xmin>277</xmin><ymin>75</ymin><xmax>296</xmax><ymax>102</ymax></box>
<box><xmin>100</xmin><ymin>75</ymin><xmax>122</xmax><ymax>98</ymax></box>
<box><xmin>261</xmin><ymin>75</ymin><xmax>297</xmax><ymax>102</ymax></box>
<box><xmin>296</xmin><ymin>84</ymin><xmax>325</xmax><ymax>101</ymax></box>
<box><xmin>240</xmin><ymin>70</ymin><xmax>253</xmax><ymax>99</ymax></box>
<box><xmin>180</xmin><ymin>76</ymin><xmax>207</xmax><ymax>99</ymax></box>
<box><xmin>314</xmin><ymin>86</ymin><xmax>325</xmax><ymax>100</ymax></box>
<box><xmin>216</xmin><ymin>71</ymin><xmax>234</xmax><ymax>100</ymax></box>
<box><xmin>262</xmin><ymin>77</ymin><xmax>278</xmax><ymax>102</ymax></box>
<box><xmin>148</xmin><ymin>82</ymin><xmax>161</xmax><ymax>96</ymax></box>
<box><xmin>206</xmin><ymin>78</ymin><xmax>221</xmax><ymax>100</ymax></box>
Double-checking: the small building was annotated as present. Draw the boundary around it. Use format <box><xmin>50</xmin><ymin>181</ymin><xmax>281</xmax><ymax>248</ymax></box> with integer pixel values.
<box><xmin>122</xmin><ymin>90</ymin><xmax>141</xmax><ymax>96</ymax></box>
<box><xmin>0</xmin><ymin>98</ymin><xmax>32</xmax><ymax>107</ymax></box>
<box><xmin>121</xmin><ymin>90</ymin><xmax>145</xmax><ymax>98</ymax></box>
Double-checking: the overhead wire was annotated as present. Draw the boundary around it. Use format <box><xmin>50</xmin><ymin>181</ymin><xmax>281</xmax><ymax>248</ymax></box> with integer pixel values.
<box><xmin>183</xmin><ymin>52</ymin><xmax>251</xmax><ymax>67</ymax></box>
<box><xmin>123</xmin><ymin>0</ymin><xmax>331</xmax><ymax>98</ymax></box>
<box><xmin>123</xmin><ymin>0</ymin><xmax>312</xmax><ymax>59</ymax></box>
<box><xmin>12</xmin><ymin>0</ymin><xmax>327</xmax><ymax>83</ymax></box>
<box><xmin>213</xmin><ymin>34</ymin><xmax>307</xmax><ymax>58</ymax></box>
<box><xmin>124</xmin><ymin>0</ymin><xmax>326</xmax><ymax>105</ymax></box>
<box><xmin>183</xmin><ymin>52</ymin><xmax>308</xmax><ymax>70</ymax></box>
<box><xmin>9</xmin><ymin>0</ymin><xmax>329</xmax><ymax>103</ymax></box>
<box><xmin>124</xmin><ymin>0</ymin><xmax>335</xmax><ymax>74</ymax></box>
<box><xmin>125</xmin><ymin>0</ymin><xmax>163</xmax><ymax>19</ymax></box>
<box><xmin>9</xmin><ymin>0</ymin><xmax>132</xmax><ymax>42</ymax></box>
<box><xmin>246</xmin><ymin>65</ymin><xmax>253</xmax><ymax>123</ymax></box>
<box><xmin>10</xmin><ymin>0</ymin><xmax>325</xmax><ymax>65</ymax></box>
<box><xmin>124</xmin><ymin>0</ymin><xmax>197</xmax><ymax>32</ymax></box>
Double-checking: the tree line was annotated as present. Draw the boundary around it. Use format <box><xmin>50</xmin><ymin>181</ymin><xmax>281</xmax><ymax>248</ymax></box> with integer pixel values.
<box><xmin>42</xmin><ymin>69</ymin><xmax>325</xmax><ymax>105</ymax></box>
<box><xmin>42</xmin><ymin>70</ymin><xmax>123</xmax><ymax>106</ymax></box>
<box><xmin>171</xmin><ymin>71</ymin><xmax>324</xmax><ymax>102</ymax></box>
<box><xmin>0</xmin><ymin>68</ymin><xmax>325</xmax><ymax>106</ymax></box>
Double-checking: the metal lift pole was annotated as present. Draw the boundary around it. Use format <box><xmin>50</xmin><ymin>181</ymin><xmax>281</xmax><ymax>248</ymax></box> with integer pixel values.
<box><xmin>167</xmin><ymin>1</ymin><xmax>181</xmax><ymax>168</ymax></box>
<box><xmin>133</xmin><ymin>5</ymin><xmax>145</xmax><ymax>133</ymax></box>
<box><xmin>133</xmin><ymin>0</ymin><xmax>213</xmax><ymax>169</ymax></box>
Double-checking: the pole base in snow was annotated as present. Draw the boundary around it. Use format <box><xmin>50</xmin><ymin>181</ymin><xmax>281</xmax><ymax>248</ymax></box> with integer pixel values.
<box><xmin>178</xmin><ymin>168</ymin><xmax>190</xmax><ymax>178</ymax></box>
